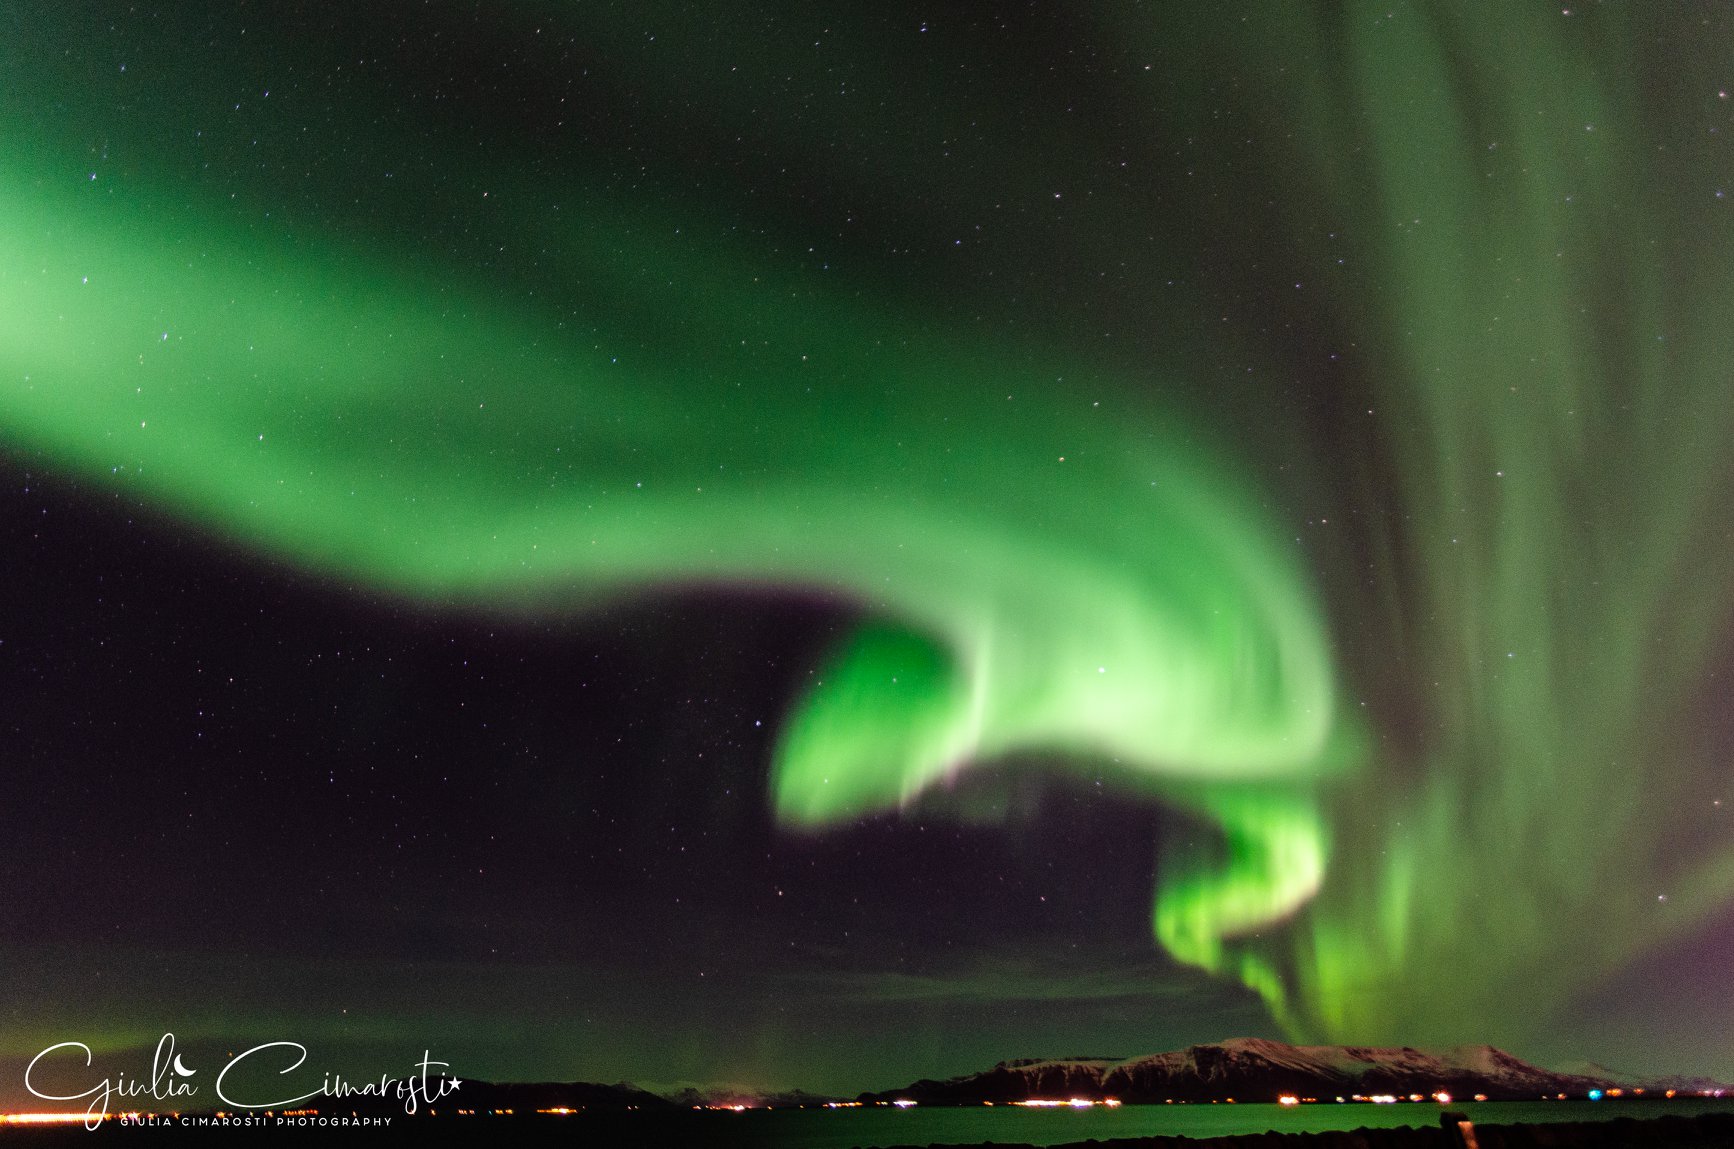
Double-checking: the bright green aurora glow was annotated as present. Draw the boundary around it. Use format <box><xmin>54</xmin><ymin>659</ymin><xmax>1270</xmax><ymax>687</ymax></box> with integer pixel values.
<box><xmin>0</xmin><ymin>107</ymin><xmax>1349</xmax><ymax>992</ymax></box>
<box><xmin>4</xmin><ymin>1</ymin><xmax>1733</xmax><ymax>1053</ymax></box>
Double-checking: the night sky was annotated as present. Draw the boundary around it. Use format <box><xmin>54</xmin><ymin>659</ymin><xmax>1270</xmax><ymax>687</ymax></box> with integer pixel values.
<box><xmin>4</xmin><ymin>0</ymin><xmax>1733</xmax><ymax>1106</ymax></box>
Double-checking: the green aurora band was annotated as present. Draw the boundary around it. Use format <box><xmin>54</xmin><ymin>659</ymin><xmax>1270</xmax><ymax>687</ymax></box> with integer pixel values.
<box><xmin>1217</xmin><ymin>5</ymin><xmax>1734</xmax><ymax>1040</ymax></box>
<box><xmin>3</xmin><ymin>2</ymin><xmax>1732</xmax><ymax>1048</ymax></box>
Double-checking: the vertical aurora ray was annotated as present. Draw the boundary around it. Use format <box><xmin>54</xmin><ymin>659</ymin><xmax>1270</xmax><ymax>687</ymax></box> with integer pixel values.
<box><xmin>1172</xmin><ymin>3</ymin><xmax>1734</xmax><ymax>1042</ymax></box>
<box><xmin>3</xmin><ymin>0</ymin><xmax>1732</xmax><ymax>1059</ymax></box>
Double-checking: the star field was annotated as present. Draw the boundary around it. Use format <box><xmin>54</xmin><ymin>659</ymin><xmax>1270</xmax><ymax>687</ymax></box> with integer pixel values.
<box><xmin>3</xmin><ymin>0</ymin><xmax>1733</xmax><ymax>1098</ymax></box>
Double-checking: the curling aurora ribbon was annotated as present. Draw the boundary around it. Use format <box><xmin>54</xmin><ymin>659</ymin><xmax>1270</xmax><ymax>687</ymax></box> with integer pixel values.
<box><xmin>5</xmin><ymin>0</ymin><xmax>1733</xmax><ymax>1049</ymax></box>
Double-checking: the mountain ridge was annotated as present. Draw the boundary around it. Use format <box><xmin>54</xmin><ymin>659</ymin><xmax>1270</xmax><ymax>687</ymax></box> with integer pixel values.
<box><xmin>855</xmin><ymin>1037</ymin><xmax>1730</xmax><ymax>1106</ymax></box>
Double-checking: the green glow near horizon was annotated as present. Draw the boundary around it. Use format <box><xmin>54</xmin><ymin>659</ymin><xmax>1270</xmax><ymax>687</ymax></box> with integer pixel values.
<box><xmin>5</xmin><ymin>0</ymin><xmax>1734</xmax><ymax>1055</ymax></box>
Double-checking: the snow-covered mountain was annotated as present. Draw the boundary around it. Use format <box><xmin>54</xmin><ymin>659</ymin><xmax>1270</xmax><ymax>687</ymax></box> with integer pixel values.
<box><xmin>858</xmin><ymin>1037</ymin><xmax>1653</xmax><ymax>1104</ymax></box>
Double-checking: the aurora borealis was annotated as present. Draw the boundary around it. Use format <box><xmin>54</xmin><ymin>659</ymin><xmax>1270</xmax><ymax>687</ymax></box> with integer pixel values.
<box><xmin>3</xmin><ymin>0</ymin><xmax>1733</xmax><ymax>1101</ymax></box>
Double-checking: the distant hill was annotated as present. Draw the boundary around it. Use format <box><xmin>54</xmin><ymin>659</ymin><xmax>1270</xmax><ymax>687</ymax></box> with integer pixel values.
<box><xmin>375</xmin><ymin>1041</ymin><xmax>1731</xmax><ymax>1113</ymax></box>
<box><xmin>426</xmin><ymin>1079</ymin><xmax>674</xmax><ymax>1113</ymax></box>
<box><xmin>856</xmin><ymin>1037</ymin><xmax>1665</xmax><ymax>1105</ymax></box>
<box><xmin>661</xmin><ymin>1086</ymin><xmax>841</xmax><ymax>1109</ymax></box>
<box><xmin>1555</xmin><ymin>1060</ymin><xmax>1733</xmax><ymax>1099</ymax></box>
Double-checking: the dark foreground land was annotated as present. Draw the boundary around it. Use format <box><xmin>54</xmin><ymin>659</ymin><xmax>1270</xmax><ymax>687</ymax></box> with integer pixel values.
<box><xmin>4</xmin><ymin>1111</ymin><xmax>1734</xmax><ymax>1147</ymax></box>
